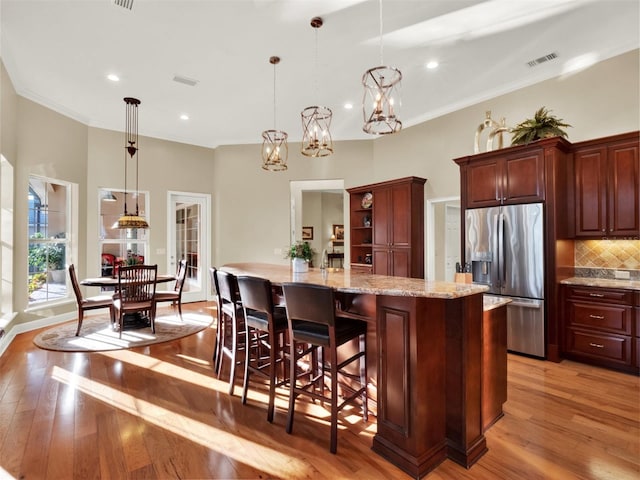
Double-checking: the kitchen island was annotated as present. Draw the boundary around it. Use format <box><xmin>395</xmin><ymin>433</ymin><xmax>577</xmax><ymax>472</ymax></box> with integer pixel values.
<box><xmin>222</xmin><ymin>263</ymin><xmax>493</xmax><ymax>478</ymax></box>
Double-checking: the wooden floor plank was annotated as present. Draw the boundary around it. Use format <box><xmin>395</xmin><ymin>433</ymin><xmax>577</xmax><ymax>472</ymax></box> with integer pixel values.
<box><xmin>0</xmin><ymin>301</ymin><xmax>638</xmax><ymax>479</ymax></box>
<box><xmin>46</xmin><ymin>412</ymin><xmax>75</xmax><ymax>480</ymax></box>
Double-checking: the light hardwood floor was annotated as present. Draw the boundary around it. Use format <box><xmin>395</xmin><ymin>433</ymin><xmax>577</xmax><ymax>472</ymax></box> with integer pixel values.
<box><xmin>0</xmin><ymin>301</ymin><xmax>638</xmax><ymax>479</ymax></box>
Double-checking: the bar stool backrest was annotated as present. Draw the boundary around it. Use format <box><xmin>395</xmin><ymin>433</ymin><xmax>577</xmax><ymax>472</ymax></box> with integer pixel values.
<box><xmin>282</xmin><ymin>282</ymin><xmax>336</xmax><ymax>327</ymax></box>
<box><xmin>237</xmin><ymin>275</ymin><xmax>273</xmax><ymax>316</ymax></box>
<box><xmin>216</xmin><ymin>270</ymin><xmax>241</xmax><ymax>304</ymax></box>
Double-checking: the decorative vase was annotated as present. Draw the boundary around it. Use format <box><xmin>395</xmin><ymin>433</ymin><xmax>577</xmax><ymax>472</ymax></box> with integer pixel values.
<box><xmin>292</xmin><ymin>257</ymin><xmax>309</xmax><ymax>273</ymax></box>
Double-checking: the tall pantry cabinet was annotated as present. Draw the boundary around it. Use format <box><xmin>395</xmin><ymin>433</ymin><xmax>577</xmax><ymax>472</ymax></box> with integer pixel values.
<box><xmin>347</xmin><ymin>177</ymin><xmax>426</xmax><ymax>278</ymax></box>
<box><xmin>454</xmin><ymin>137</ymin><xmax>574</xmax><ymax>361</ymax></box>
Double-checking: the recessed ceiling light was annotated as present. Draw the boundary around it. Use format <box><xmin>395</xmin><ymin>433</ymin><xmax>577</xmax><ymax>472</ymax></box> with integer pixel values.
<box><xmin>180</xmin><ymin>114</ymin><xmax>189</xmax><ymax>120</ymax></box>
<box><xmin>107</xmin><ymin>74</ymin><xmax>120</xmax><ymax>82</ymax></box>
<box><xmin>426</xmin><ymin>60</ymin><xmax>439</xmax><ymax>70</ymax></box>
<box><xmin>344</xmin><ymin>103</ymin><xmax>353</xmax><ymax>110</ymax></box>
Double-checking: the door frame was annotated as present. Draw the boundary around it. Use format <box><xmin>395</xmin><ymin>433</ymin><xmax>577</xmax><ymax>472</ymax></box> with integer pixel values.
<box><xmin>167</xmin><ymin>191</ymin><xmax>212</xmax><ymax>302</ymax></box>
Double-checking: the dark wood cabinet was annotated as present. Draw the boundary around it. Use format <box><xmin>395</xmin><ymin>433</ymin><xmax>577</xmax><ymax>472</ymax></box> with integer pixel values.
<box><xmin>562</xmin><ymin>284</ymin><xmax>638</xmax><ymax>374</ymax></box>
<box><xmin>454</xmin><ymin>137</ymin><xmax>573</xmax><ymax>362</ymax></box>
<box><xmin>573</xmin><ymin>132</ymin><xmax>640</xmax><ymax>238</ymax></box>
<box><xmin>460</xmin><ymin>148</ymin><xmax>545</xmax><ymax>208</ymax></box>
<box><xmin>482</xmin><ymin>302</ymin><xmax>507</xmax><ymax>431</ymax></box>
<box><xmin>348</xmin><ymin>177</ymin><xmax>426</xmax><ymax>278</ymax></box>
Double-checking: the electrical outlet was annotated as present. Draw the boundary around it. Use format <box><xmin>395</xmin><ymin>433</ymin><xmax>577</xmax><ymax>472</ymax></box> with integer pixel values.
<box><xmin>273</xmin><ymin>248</ymin><xmax>282</xmax><ymax>256</ymax></box>
<box><xmin>614</xmin><ymin>270</ymin><xmax>630</xmax><ymax>279</ymax></box>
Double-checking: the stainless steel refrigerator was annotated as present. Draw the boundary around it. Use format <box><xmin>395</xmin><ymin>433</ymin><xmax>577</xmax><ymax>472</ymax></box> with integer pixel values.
<box><xmin>465</xmin><ymin>203</ymin><xmax>545</xmax><ymax>358</ymax></box>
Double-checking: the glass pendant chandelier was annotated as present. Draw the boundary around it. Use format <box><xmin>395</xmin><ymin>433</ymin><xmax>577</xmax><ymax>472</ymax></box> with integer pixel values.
<box><xmin>362</xmin><ymin>0</ymin><xmax>402</xmax><ymax>135</ymax></box>
<box><xmin>261</xmin><ymin>56</ymin><xmax>288</xmax><ymax>171</ymax></box>
<box><xmin>115</xmin><ymin>97</ymin><xmax>149</xmax><ymax>229</ymax></box>
<box><xmin>301</xmin><ymin>16</ymin><xmax>333</xmax><ymax>157</ymax></box>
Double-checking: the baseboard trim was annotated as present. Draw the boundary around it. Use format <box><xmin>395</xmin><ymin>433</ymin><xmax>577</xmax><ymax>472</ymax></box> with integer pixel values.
<box><xmin>0</xmin><ymin>311</ymin><xmax>76</xmax><ymax>357</ymax></box>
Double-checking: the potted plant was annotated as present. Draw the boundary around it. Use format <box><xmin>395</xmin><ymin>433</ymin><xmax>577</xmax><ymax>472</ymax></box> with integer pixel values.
<box><xmin>510</xmin><ymin>107</ymin><xmax>571</xmax><ymax>146</ymax></box>
<box><xmin>285</xmin><ymin>241</ymin><xmax>315</xmax><ymax>273</ymax></box>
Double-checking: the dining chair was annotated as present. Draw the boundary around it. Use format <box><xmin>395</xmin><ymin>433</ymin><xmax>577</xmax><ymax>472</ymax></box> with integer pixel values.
<box><xmin>237</xmin><ymin>275</ymin><xmax>288</xmax><ymax>422</ymax></box>
<box><xmin>282</xmin><ymin>282</ymin><xmax>368</xmax><ymax>454</ymax></box>
<box><xmin>214</xmin><ymin>269</ymin><xmax>246</xmax><ymax>395</ymax></box>
<box><xmin>154</xmin><ymin>259</ymin><xmax>187</xmax><ymax>319</ymax></box>
<box><xmin>69</xmin><ymin>264</ymin><xmax>116</xmax><ymax>336</ymax></box>
<box><xmin>113</xmin><ymin>264</ymin><xmax>158</xmax><ymax>338</ymax></box>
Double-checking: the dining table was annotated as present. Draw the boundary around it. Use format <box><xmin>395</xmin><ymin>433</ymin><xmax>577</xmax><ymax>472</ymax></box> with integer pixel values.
<box><xmin>80</xmin><ymin>274</ymin><xmax>176</xmax><ymax>288</ymax></box>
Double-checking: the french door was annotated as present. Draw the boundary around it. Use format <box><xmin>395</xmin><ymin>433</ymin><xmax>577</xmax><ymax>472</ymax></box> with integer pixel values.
<box><xmin>168</xmin><ymin>192</ymin><xmax>210</xmax><ymax>303</ymax></box>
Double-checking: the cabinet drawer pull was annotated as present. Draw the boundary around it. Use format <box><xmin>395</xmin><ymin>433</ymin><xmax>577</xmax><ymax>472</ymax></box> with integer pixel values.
<box><xmin>589</xmin><ymin>342</ymin><xmax>604</xmax><ymax>349</ymax></box>
<box><xmin>589</xmin><ymin>314</ymin><xmax>605</xmax><ymax>320</ymax></box>
<box><xmin>588</xmin><ymin>293</ymin><xmax>605</xmax><ymax>297</ymax></box>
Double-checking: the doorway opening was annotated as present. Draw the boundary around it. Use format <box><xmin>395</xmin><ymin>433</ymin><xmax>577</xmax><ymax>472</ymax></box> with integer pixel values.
<box><xmin>426</xmin><ymin>196</ymin><xmax>461</xmax><ymax>281</ymax></box>
<box><xmin>290</xmin><ymin>180</ymin><xmax>345</xmax><ymax>267</ymax></box>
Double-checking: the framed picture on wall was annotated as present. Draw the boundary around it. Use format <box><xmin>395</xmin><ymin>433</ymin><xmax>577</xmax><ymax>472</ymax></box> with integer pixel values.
<box><xmin>302</xmin><ymin>226</ymin><xmax>314</xmax><ymax>240</ymax></box>
<box><xmin>333</xmin><ymin>224</ymin><xmax>344</xmax><ymax>245</ymax></box>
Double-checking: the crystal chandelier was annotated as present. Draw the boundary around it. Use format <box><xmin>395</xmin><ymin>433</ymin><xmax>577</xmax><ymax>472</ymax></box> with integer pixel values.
<box><xmin>301</xmin><ymin>16</ymin><xmax>333</xmax><ymax>157</ymax></box>
<box><xmin>362</xmin><ymin>0</ymin><xmax>402</xmax><ymax>135</ymax></box>
<box><xmin>115</xmin><ymin>97</ymin><xmax>149</xmax><ymax>229</ymax></box>
<box><xmin>261</xmin><ymin>56</ymin><xmax>288</xmax><ymax>171</ymax></box>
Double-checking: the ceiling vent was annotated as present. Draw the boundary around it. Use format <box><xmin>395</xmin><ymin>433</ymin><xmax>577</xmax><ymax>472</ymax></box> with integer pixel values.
<box><xmin>173</xmin><ymin>75</ymin><xmax>199</xmax><ymax>87</ymax></box>
<box><xmin>114</xmin><ymin>0</ymin><xmax>134</xmax><ymax>10</ymax></box>
<box><xmin>527</xmin><ymin>52</ymin><xmax>558</xmax><ymax>67</ymax></box>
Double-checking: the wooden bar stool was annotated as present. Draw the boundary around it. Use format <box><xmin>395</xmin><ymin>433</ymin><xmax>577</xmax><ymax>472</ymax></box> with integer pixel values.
<box><xmin>237</xmin><ymin>275</ymin><xmax>288</xmax><ymax>422</ymax></box>
<box><xmin>209</xmin><ymin>267</ymin><xmax>222</xmax><ymax>371</ymax></box>
<box><xmin>282</xmin><ymin>282</ymin><xmax>368</xmax><ymax>454</ymax></box>
<box><xmin>214</xmin><ymin>269</ymin><xmax>246</xmax><ymax>396</ymax></box>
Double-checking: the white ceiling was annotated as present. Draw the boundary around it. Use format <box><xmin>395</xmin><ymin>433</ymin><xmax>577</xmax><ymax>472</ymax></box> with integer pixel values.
<box><xmin>2</xmin><ymin>0</ymin><xmax>638</xmax><ymax>149</ymax></box>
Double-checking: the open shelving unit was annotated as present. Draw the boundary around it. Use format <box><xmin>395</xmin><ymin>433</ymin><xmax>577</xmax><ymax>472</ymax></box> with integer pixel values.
<box><xmin>348</xmin><ymin>189</ymin><xmax>374</xmax><ymax>272</ymax></box>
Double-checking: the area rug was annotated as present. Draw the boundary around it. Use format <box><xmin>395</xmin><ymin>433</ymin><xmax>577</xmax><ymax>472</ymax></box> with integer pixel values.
<box><xmin>33</xmin><ymin>311</ymin><xmax>213</xmax><ymax>352</ymax></box>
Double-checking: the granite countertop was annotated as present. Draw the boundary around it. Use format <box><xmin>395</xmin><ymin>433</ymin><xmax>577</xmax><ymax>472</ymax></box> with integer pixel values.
<box><xmin>483</xmin><ymin>295</ymin><xmax>512</xmax><ymax>311</ymax></box>
<box><xmin>560</xmin><ymin>277</ymin><xmax>640</xmax><ymax>291</ymax></box>
<box><xmin>222</xmin><ymin>263</ymin><xmax>489</xmax><ymax>299</ymax></box>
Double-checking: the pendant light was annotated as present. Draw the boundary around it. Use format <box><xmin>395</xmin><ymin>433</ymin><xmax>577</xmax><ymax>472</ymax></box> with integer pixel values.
<box><xmin>301</xmin><ymin>16</ymin><xmax>333</xmax><ymax>157</ymax></box>
<box><xmin>362</xmin><ymin>0</ymin><xmax>402</xmax><ymax>135</ymax></box>
<box><xmin>115</xmin><ymin>97</ymin><xmax>149</xmax><ymax>229</ymax></box>
<box><xmin>261</xmin><ymin>56</ymin><xmax>288</xmax><ymax>171</ymax></box>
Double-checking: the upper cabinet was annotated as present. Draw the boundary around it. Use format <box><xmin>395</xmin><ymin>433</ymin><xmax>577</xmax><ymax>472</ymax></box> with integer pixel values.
<box><xmin>574</xmin><ymin>133</ymin><xmax>639</xmax><ymax>238</ymax></box>
<box><xmin>348</xmin><ymin>177</ymin><xmax>426</xmax><ymax>278</ymax></box>
<box><xmin>454</xmin><ymin>137</ymin><xmax>570</xmax><ymax>210</ymax></box>
<box><xmin>462</xmin><ymin>149</ymin><xmax>545</xmax><ymax>208</ymax></box>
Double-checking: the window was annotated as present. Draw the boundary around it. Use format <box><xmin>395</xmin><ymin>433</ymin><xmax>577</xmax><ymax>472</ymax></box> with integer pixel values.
<box><xmin>98</xmin><ymin>188</ymin><xmax>149</xmax><ymax>277</ymax></box>
<box><xmin>28</xmin><ymin>176</ymin><xmax>72</xmax><ymax>305</ymax></box>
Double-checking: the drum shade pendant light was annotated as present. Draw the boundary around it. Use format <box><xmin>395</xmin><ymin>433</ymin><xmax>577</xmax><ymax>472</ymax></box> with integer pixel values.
<box><xmin>301</xmin><ymin>16</ymin><xmax>333</xmax><ymax>157</ymax></box>
<box><xmin>261</xmin><ymin>56</ymin><xmax>288</xmax><ymax>171</ymax></box>
<box><xmin>362</xmin><ymin>0</ymin><xmax>402</xmax><ymax>135</ymax></box>
<box><xmin>115</xmin><ymin>97</ymin><xmax>149</xmax><ymax>229</ymax></box>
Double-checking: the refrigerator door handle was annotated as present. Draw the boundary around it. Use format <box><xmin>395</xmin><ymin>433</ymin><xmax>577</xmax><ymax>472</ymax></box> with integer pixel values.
<box><xmin>497</xmin><ymin>212</ymin><xmax>505</xmax><ymax>288</ymax></box>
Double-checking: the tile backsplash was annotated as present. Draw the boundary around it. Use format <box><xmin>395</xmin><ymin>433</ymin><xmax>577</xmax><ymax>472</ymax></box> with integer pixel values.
<box><xmin>575</xmin><ymin>240</ymin><xmax>640</xmax><ymax>270</ymax></box>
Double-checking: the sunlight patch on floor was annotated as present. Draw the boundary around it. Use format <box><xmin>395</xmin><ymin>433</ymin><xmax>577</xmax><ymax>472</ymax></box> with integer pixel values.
<box><xmin>98</xmin><ymin>348</ymin><xmax>228</xmax><ymax>391</ymax></box>
<box><xmin>51</xmin><ymin>365</ymin><xmax>313</xmax><ymax>479</ymax></box>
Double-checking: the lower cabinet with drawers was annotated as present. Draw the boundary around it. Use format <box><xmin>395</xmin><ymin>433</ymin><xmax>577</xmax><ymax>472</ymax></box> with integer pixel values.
<box><xmin>562</xmin><ymin>284</ymin><xmax>639</xmax><ymax>374</ymax></box>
